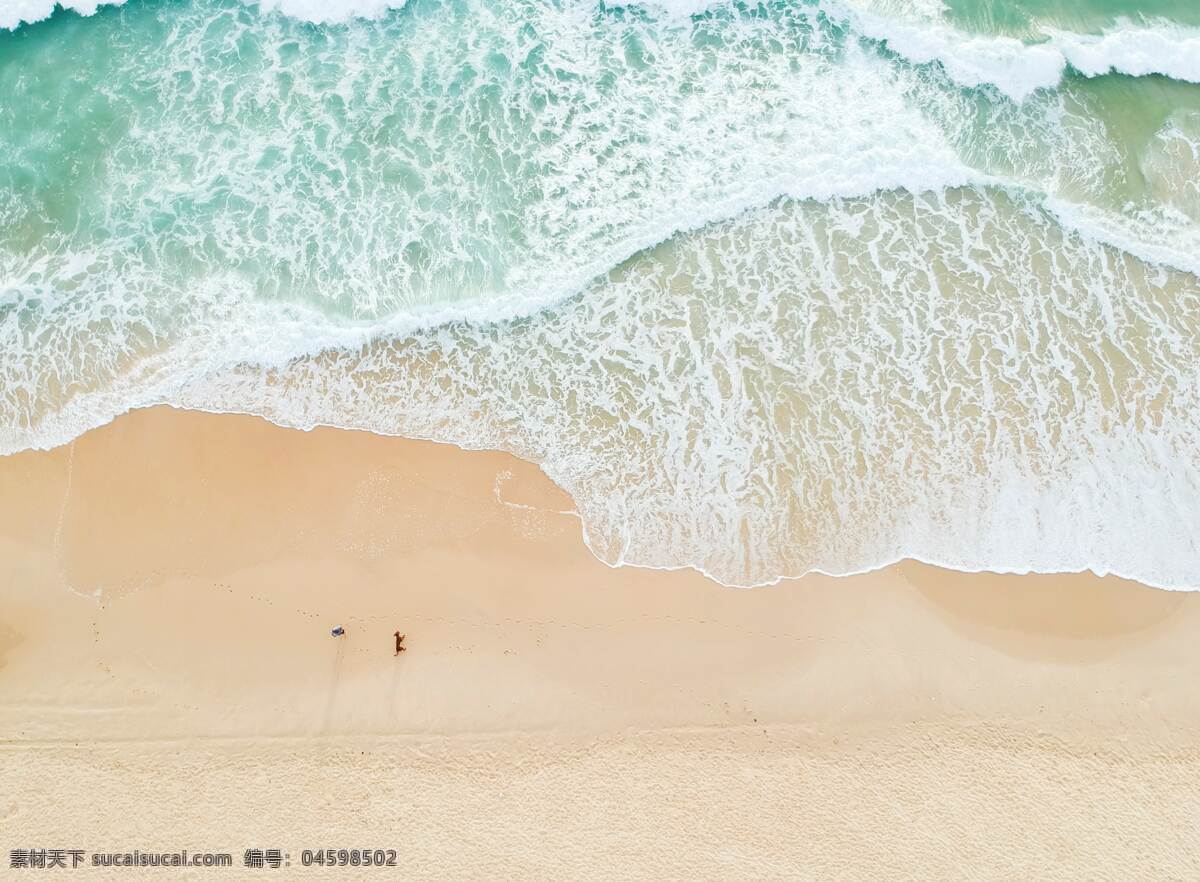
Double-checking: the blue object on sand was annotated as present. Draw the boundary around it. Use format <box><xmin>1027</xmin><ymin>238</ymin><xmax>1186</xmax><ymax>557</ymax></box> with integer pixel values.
<box><xmin>331</xmin><ymin>626</ymin><xmax>345</xmax><ymax>637</ymax></box>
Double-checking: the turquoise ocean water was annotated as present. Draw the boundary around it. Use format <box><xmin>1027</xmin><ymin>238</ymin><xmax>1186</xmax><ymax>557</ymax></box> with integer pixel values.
<box><xmin>2</xmin><ymin>0</ymin><xmax>1199</xmax><ymax>586</ymax></box>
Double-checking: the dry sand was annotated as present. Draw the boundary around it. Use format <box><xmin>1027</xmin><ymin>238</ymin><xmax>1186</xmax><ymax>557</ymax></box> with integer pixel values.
<box><xmin>1</xmin><ymin>406</ymin><xmax>1198</xmax><ymax>879</ymax></box>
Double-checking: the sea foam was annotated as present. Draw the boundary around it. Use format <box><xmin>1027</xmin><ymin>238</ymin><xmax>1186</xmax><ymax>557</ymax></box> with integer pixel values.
<box><xmin>830</xmin><ymin>5</ymin><xmax>1200</xmax><ymax>100</ymax></box>
<box><xmin>3</xmin><ymin>0</ymin><xmax>1200</xmax><ymax>591</ymax></box>
<box><xmin>163</xmin><ymin>189</ymin><xmax>1200</xmax><ymax>590</ymax></box>
<box><xmin>0</xmin><ymin>0</ymin><xmax>125</xmax><ymax>29</ymax></box>
<box><xmin>0</xmin><ymin>0</ymin><xmax>408</xmax><ymax>29</ymax></box>
<box><xmin>1052</xmin><ymin>21</ymin><xmax>1200</xmax><ymax>83</ymax></box>
<box><xmin>252</xmin><ymin>0</ymin><xmax>408</xmax><ymax>24</ymax></box>
<box><xmin>0</xmin><ymin>2</ymin><xmax>979</xmax><ymax>450</ymax></box>
<box><xmin>7</xmin><ymin>0</ymin><xmax>1200</xmax><ymax>101</ymax></box>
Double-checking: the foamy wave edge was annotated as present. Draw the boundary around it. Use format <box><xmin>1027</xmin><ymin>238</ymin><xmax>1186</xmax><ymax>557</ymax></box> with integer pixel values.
<box><xmin>624</xmin><ymin>0</ymin><xmax>1200</xmax><ymax>100</ymax></box>
<box><xmin>60</xmin><ymin>401</ymin><xmax>1200</xmax><ymax>593</ymax></box>
<box><xmin>5</xmin><ymin>173</ymin><xmax>1200</xmax><ymax>594</ymax></box>
<box><xmin>0</xmin><ymin>0</ymin><xmax>409</xmax><ymax>30</ymax></box>
<box><xmin>3</xmin><ymin>174</ymin><xmax>1198</xmax><ymax>453</ymax></box>
<box><xmin>0</xmin><ymin>143</ymin><xmax>986</xmax><ymax>453</ymax></box>
<box><xmin>8</xmin><ymin>0</ymin><xmax>1200</xmax><ymax>101</ymax></box>
<box><xmin>832</xmin><ymin>7</ymin><xmax>1200</xmax><ymax>101</ymax></box>
<box><xmin>4</xmin><ymin>4</ymin><xmax>1200</xmax><ymax>593</ymax></box>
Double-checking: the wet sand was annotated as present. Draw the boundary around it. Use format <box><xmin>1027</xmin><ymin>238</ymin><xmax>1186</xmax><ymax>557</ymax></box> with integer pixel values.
<box><xmin>1</xmin><ymin>406</ymin><xmax>1198</xmax><ymax>878</ymax></box>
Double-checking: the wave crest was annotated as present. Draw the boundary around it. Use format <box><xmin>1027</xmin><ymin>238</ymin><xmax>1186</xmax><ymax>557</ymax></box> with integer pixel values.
<box><xmin>837</xmin><ymin>6</ymin><xmax>1200</xmax><ymax>100</ymax></box>
<box><xmin>1</xmin><ymin>0</ymin><xmax>124</xmax><ymax>29</ymax></box>
<box><xmin>0</xmin><ymin>0</ymin><xmax>410</xmax><ymax>29</ymax></box>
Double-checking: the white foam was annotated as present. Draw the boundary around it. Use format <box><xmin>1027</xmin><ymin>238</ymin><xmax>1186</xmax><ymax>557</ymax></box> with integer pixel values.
<box><xmin>841</xmin><ymin>7</ymin><xmax>1200</xmax><ymax>100</ymax></box>
<box><xmin>614</xmin><ymin>0</ymin><xmax>715</xmax><ymax>18</ymax></box>
<box><xmin>0</xmin><ymin>0</ymin><xmax>976</xmax><ymax>465</ymax></box>
<box><xmin>7</xmin><ymin>186</ymin><xmax>1200</xmax><ymax>593</ymax></box>
<box><xmin>0</xmin><ymin>0</ymin><xmax>409</xmax><ymax>29</ymax></box>
<box><xmin>0</xmin><ymin>0</ymin><xmax>125</xmax><ymax>30</ymax></box>
<box><xmin>5</xmin><ymin>0</ymin><xmax>1200</xmax><ymax>594</ymax></box>
<box><xmin>837</xmin><ymin>3</ymin><xmax>1065</xmax><ymax>101</ymax></box>
<box><xmin>153</xmin><ymin>188</ymin><xmax>1200</xmax><ymax>590</ymax></box>
<box><xmin>7</xmin><ymin>0</ymin><xmax>1200</xmax><ymax>102</ymax></box>
<box><xmin>1051</xmin><ymin>20</ymin><xmax>1200</xmax><ymax>83</ymax></box>
<box><xmin>1044</xmin><ymin>196</ymin><xmax>1200</xmax><ymax>280</ymax></box>
<box><xmin>250</xmin><ymin>0</ymin><xmax>407</xmax><ymax>25</ymax></box>
<box><xmin>619</xmin><ymin>0</ymin><xmax>1200</xmax><ymax>99</ymax></box>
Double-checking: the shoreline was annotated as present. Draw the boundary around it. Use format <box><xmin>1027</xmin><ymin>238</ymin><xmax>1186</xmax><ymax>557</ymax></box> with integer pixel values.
<box><xmin>10</xmin><ymin>402</ymin><xmax>1196</xmax><ymax>593</ymax></box>
<box><xmin>2</xmin><ymin>405</ymin><xmax>1199</xmax><ymax>877</ymax></box>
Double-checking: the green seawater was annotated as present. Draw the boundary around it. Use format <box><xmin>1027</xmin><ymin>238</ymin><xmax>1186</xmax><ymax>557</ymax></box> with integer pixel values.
<box><xmin>2</xmin><ymin>0</ymin><xmax>1200</xmax><ymax>586</ymax></box>
<box><xmin>943</xmin><ymin>0</ymin><xmax>1200</xmax><ymax>36</ymax></box>
<box><xmin>3</xmin><ymin>0</ymin><xmax>1196</xmax><ymax>322</ymax></box>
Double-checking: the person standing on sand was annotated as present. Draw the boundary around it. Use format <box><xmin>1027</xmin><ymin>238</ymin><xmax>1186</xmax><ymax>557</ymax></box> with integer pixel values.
<box><xmin>394</xmin><ymin>632</ymin><xmax>406</xmax><ymax>655</ymax></box>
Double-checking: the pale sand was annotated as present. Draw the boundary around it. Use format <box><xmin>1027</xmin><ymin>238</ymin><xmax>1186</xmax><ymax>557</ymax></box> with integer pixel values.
<box><xmin>1</xmin><ymin>406</ymin><xmax>1199</xmax><ymax>879</ymax></box>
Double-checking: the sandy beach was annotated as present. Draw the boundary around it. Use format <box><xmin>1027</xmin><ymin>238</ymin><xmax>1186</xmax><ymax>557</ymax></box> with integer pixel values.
<box><xmin>6</xmin><ymin>0</ymin><xmax>1200</xmax><ymax>876</ymax></box>
<box><xmin>1</xmin><ymin>405</ymin><xmax>1199</xmax><ymax>879</ymax></box>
